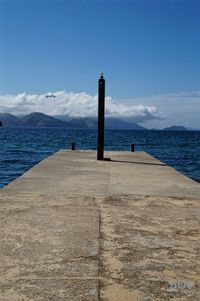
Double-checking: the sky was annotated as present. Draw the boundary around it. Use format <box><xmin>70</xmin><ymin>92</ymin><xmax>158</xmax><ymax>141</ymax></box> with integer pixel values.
<box><xmin>0</xmin><ymin>0</ymin><xmax>199</xmax><ymax>128</ymax></box>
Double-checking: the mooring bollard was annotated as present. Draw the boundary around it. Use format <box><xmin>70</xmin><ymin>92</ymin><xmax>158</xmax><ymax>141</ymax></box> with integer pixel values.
<box><xmin>71</xmin><ymin>142</ymin><xmax>75</xmax><ymax>150</ymax></box>
<box><xmin>130</xmin><ymin>144</ymin><xmax>135</xmax><ymax>152</ymax></box>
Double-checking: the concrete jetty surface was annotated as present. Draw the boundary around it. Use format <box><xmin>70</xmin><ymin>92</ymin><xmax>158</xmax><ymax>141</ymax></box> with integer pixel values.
<box><xmin>0</xmin><ymin>150</ymin><xmax>200</xmax><ymax>301</ymax></box>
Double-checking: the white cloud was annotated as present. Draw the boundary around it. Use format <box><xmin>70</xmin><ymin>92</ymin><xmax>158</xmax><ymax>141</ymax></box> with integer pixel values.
<box><xmin>0</xmin><ymin>90</ymin><xmax>161</xmax><ymax>122</ymax></box>
<box><xmin>120</xmin><ymin>91</ymin><xmax>200</xmax><ymax>129</ymax></box>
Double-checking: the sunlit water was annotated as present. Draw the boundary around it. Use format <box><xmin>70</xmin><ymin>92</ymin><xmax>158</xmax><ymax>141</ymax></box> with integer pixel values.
<box><xmin>0</xmin><ymin>127</ymin><xmax>199</xmax><ymax>188</ymax></box>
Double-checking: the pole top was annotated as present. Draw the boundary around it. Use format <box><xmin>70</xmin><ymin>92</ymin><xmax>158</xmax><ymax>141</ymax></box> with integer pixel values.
<box><xmin>100</xmin><ymin>72</ymin><xmax>104</xmax><ymax>79</ymax></box>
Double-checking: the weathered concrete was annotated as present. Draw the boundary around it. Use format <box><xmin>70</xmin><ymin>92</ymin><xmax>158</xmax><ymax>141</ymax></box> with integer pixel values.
<box><xmin>0</xmin><ymin>195</ymin><xmax>100</xmax><ymax>301</ymax></box>
<box><xmin>0</xmin><ymin>150</ymin><xmax>200</xmax><ymax>300</ymax></box>
<box><xmin>100</xmin><ymin>195</ymin><xmax>200</xmax><ymax>301</ymax></box>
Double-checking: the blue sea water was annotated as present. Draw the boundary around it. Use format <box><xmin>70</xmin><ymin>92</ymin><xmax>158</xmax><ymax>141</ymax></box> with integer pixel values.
<box><xmin>0</xmin><ymin>127</ymin><xmax>199</xmax><ymax>188</ymax></box>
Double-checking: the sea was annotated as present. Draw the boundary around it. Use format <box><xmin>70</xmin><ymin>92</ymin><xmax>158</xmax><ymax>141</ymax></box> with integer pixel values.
<box><xmin>0</xmin><ymin>127</ymin><xmax>199</xmax><ymax>188</ymax></box>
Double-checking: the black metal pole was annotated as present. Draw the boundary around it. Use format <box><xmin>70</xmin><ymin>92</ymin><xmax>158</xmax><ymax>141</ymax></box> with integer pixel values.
<box><xmin>71</xmin><ymin>142</ymin><xmax>75</xmax><ymax>150</ymax></box>
<box><xmin>97</xmin><ymin>73</ymin><xmax>105</xmax><ymax>160</ymax></box>
<box><xmin>130</xmin><ymin>144</ymin><xmax>135</xmax><ymax>152</ymax></box>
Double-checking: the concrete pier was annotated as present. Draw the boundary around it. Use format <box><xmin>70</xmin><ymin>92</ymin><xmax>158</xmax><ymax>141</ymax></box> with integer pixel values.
<box><xmin>0</xmin><ymin>150</ymin><xmax>200</xmax><ymax>300</ymax></box>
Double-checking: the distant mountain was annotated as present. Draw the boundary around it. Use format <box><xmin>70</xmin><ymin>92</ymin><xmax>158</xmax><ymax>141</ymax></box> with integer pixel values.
<box><xmin>0</xmin><ymin>112</ymin><xmax>148</xmax><ymax>130</ymax></box>
<box><xmin>13</xmin><ymin>112</ymin><xmax>70</xmax><ymax>127</ymax></box>
<box><xmin>105</xmin><ymin>118</ymin><xmax>147</xmax><ymax>130</ymax></box>
<box><xmin>0</xmin><ymin>113</ymin><xmax>18</xmax><ymax>126</ymax></box>
<box><xmin>163</xmin><ymin>125</ymin><xmax>188</xmax><ymax>131</ymax></box>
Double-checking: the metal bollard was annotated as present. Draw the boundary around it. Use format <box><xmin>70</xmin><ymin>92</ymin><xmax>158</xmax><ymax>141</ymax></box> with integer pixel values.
<box><xmin>71</xmin><ymin>142</ymin><xmax>75</xmax><ymax>150</ymax></box>
<box><xmin>130</xmin><ymin>144</ymin><xmax>135</xmax><ymax>152</ymax></box>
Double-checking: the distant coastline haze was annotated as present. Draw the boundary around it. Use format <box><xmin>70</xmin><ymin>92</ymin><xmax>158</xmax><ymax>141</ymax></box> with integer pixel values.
<box><xmin>0</xmin><ymin>90</ymin><xmax>199</xmax><ymax>129</ymax></box>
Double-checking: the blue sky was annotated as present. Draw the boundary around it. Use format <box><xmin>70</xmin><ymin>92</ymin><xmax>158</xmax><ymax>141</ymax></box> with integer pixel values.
<box><xmin>0</xmin><ymin>0</ymin><xmax>200</xmax><ymax>128</ymax></box>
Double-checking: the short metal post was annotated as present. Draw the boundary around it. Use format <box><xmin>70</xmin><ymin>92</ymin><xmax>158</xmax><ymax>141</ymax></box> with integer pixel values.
<box><xmin>130</xmin><ymin>144</ymin><xmax>135</xmax><ymax>152</ymax></box>
<box><xmin>71</xmin><ymin>142</ymin><xmax>75</xmax><ymax>150</ymax></box>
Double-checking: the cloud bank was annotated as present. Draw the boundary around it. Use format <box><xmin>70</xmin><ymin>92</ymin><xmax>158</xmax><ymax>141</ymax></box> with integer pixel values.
<box><xmin>0</xmin><ymin>91</ymin><xmax>160</xmax><ymax>122</ymax></box>
<box><xmin>124</xmin><ymin>90</ymin><xmax>200</xmax><ymax>129</ymax></box>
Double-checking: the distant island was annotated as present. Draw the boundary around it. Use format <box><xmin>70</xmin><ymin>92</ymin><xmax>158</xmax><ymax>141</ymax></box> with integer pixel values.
<box><xmin>0</xmin><ymin>112</ymin><xmax>191</xmax><ymax>131</ymax></box>
<box><xmin>163</xmin><ymin>125</ymin><xmax>188</xmax><ymax>131</ymax></box>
